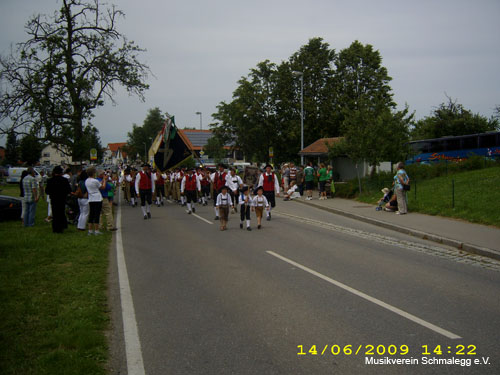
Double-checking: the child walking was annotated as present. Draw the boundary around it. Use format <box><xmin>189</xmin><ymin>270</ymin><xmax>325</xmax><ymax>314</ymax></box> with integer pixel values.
<box><xmin>252</xmin><ymin>186</ymin><xmax>270</xmax><ymax>229</ymax></box>
<box><xmin>216</xmin><ymin>185</ymin><xmax>233</xmax><ymax>231</ymax></box>
<box><xmin>238</xmin><ymin>186</ymin><xmax>253</xmax><ymax>231</ymax></box>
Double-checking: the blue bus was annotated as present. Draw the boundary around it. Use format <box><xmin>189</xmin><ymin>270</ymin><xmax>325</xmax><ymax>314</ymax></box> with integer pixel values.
<box><xmin>407</xmin><ymin>132</ymin><xmax>500</xmax><ymax>164</ymax></box>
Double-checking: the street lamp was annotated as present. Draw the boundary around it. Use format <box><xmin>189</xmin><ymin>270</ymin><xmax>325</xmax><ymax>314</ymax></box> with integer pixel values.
<box><xmin>143</xmin><ymin>142</ymin><xmax>147</xmax><ymax>162</ymax></box>
<box><xmin>195</xmin><ymin>111</ymin><xmax>202</xmax><ymax>130</ymax></box>
<box><xmin>292</xmin><ymin>71</ymin><xmax>304</xmax><ymax>165</ymax></box>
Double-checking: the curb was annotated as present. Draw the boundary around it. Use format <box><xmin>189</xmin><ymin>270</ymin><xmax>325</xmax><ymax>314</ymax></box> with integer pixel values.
<box><xmin>294</xmin><ymin>199</ymin><xmax>500</xmax><ymax>262</ymax></box>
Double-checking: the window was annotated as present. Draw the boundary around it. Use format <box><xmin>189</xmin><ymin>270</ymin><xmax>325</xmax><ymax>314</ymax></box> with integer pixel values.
<box><xmin>479</xmin><ymin>134</ymin><xmax>499</xmax><ymax>148</ymax></box>
<box><xmin>43</xmin><ymin>152</ymin><xmax>50</xmax><ymax>158</ymax></box>
<box><xmin>445</xmin><ymin>138</ymin><xmax>461</xmax><ymax>151</ymax></box>
<box><xmin>461</xmin><ymin>136</ymin><xmax>478</xmax><ymax>150</ymax></box>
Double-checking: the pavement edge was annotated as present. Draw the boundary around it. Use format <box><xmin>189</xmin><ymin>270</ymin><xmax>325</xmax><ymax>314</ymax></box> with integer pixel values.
<box><xmin>293</xmin><ymin>199</ymin><xmax>500</xmax><ymax>261</ymax></box>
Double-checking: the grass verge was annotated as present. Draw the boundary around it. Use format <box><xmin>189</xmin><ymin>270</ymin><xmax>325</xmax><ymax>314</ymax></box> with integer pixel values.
<box><xmin>0</xmin><ymin>184</ymin><xmax>111</xmax><ymax>375</ymax></box>
<box><xmin>357</xmin><ymin>167</ymin><xmax>500</xmax><ymax>227</ymax></box>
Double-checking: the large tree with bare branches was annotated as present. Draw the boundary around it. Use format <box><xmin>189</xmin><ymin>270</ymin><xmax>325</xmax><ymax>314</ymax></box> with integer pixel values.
<box><xmin>0</xmin><ymin>0</ymin><xmax>150</xmax><ymax>161</ymax></box>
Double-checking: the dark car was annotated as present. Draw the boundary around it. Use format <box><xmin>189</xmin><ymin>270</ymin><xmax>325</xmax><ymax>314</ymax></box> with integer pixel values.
<box><xmin>0</xmin><ymin>166</ymin><xmax>8</xmax><ymax>177</ymax></box>
<box><xmin>0</xmin><ymin>195</ymin><xmax>22</xmax><ymax>221</ymax></box>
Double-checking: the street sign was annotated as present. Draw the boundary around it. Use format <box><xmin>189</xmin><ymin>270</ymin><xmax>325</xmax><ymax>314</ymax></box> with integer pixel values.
<box><xmin>90</xmin><ymin>148</ymin><xmax>97</xmax><ymax>161</ymax></box>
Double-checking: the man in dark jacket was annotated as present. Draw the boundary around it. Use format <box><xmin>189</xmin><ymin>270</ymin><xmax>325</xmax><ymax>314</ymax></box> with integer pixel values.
<box><xmin>45</xmin><ymin>166</ymin><xmax>72</xmax><ymax>233</ymax></box>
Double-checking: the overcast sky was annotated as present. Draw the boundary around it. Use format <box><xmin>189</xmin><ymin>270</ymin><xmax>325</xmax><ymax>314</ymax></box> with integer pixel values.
<box><xmin>1</xmin><ymin>0</ymin><xmax>499</xmax><ymax>147</ymax></box>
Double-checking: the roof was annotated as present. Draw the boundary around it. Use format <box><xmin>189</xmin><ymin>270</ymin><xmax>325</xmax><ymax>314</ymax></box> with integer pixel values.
<box><xmin>299</xmin><ymin>137</ymin><xmax>343</xmax><ymax>156</ymax></box>
<box><xmin>107</xmin><ymin>142</ymin><xmax>127</xmax><ymax>158</ymax></box>
<box><xmin>108</xmin><ymin>142</ymin><xmax>127</xmax><ymax>152</ymax></box>
<box><xmin>179</xmin><ymin>129</ymin><xmax>232</xmax><ymax>150</ymax></box>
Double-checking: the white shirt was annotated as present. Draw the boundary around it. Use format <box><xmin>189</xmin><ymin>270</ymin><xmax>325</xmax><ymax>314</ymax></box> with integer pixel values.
<box><xmin>180</xmin><ymin>174</ymin><xmax>201</xmax><ymax>192</ymax></box>
<box><xmin>252</xmin><ymin>195</ymin><xmax>269</xmax><ymax>208</ymax></box>
<box><xmin>216</xmin><ymin>192</ymin><xmax>233</xmax><ymax>207</ymax></box>
<box><xmin>135</xmin><ymin>171</ymin><xmax>155</xmax><ymax>193</ymax></box>
<box><xmin>226</xmin><ymin>174</ymin><xmax>243</xmax><ymax>191</ymax></box>
<box><xmin>258</xmin><ymin>172</ymin><xmax>280</xmax><ymax>193</ymax></box>
<box><xmin>85</xmin><ymin>177</ymin><xmax>103</xmax><ymax>202</ymax></box>
<box><xmin>238</xmin><ymin>193</ymin><xmax>253</xmax><ymax>206</ymax></box>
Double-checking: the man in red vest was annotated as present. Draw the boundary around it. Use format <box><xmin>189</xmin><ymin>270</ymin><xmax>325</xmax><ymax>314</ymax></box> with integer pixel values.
<box><xmin>211</xmin><ymin>163</ymin><xmax>227</xmax><ymax>220</ymax></box>
<box><xmin>135</xmin><ymin>163</ymin><xmax>155</xmax><ymax>220</ymax></box>
<box><xmin>153</xmin><ymin>168</ymin><xmax>166</xmax><ymax>207</ymax></box>
<box><xmin>181</xmin><ymin>169</ymin><xmax>201</xmax><ymax>214</ymax></box>
<box><xmin>257</xmin><ymin>164</ymin><xmax>280</xmax><ymax>221</ymax></box>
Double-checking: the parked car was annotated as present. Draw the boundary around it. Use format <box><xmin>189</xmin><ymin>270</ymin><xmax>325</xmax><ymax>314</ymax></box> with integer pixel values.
<box><xmin>0</xmin><ymin>195</ymin><xmax>22</xmax><ymax>221</ymax></box>
<box><xmin>6</xmin><ymin>167</ymin><xmax>41</xmax><ymax>183</ymax></box>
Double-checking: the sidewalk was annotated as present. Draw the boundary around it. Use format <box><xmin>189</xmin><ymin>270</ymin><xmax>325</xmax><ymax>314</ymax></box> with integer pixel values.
<box><xmin>292</xmin><ymin>196</ymin><xmax>500</xmax><ymax>260</ymax></box>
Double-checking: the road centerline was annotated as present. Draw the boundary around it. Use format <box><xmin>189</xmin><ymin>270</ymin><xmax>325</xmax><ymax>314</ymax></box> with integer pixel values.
<box><xmin>192</xmin><ymin>212</ymin><xmax>214</xmax><ymax>225</ymax></box>
<box><xmin>266</xmin><ymin>250</ymin><xmax>462</xmax><ymax>340</ymax></box>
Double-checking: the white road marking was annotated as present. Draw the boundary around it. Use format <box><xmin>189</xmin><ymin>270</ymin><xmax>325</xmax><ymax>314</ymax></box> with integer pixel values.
<box><xmin>116</xmin><ymin>196</ymin><xmax>146</xmax><ymax>375</ymax></box>
<box><xmin>266</xmin><ymin>251</ymin><xmax>462</xmax><ymax>340</ymax></box>
<box><xmin>192</xmin><ymin>212</ymin><xmax>213</xmax><ymax>225</ymax></box>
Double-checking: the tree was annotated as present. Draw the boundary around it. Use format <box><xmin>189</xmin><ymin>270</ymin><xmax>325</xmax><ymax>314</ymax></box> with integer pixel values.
<box><xmin>0</xmin><ymin>0</ymin><xmax>150</xmax><ymax>161</ymax></box>
<box><xmin>4</xmin><ymin>129</ymin><xmax>19</xmax><ymax>165</ymax></box>
<box><xmin>411</xmin><ymin>98</ymin><xmax>499</xmax><ymax>140</ymax></box>
<box><xmin>125</xmin><ymin>107</ymin><xmax>165</xmax><ymax>161</ymax></box>
<box><xmin>20</xmin><ymin>134</ymin><xmax>44</xmax><ymax>165</ymax></box>
<box><xmin>328</xmin><ymin>41</ymin><xmax>411</xmax><ymax>175</ymax></box>
<box><xmin>212</xmin><ymin>38</ymin><xmax>338</xmax><ymax>164</ymax></box>
<box><xmin>203</xmin><ymin>136</ymin><xmax>226</xmax><ymax>162</ymax></box>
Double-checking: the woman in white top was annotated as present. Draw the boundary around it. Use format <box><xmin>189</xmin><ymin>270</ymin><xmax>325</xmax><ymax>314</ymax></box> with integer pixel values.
<box><xmin>85</xmin><ymin>167</ymin><xmax>106</xmax><ymax>235</ymax></box>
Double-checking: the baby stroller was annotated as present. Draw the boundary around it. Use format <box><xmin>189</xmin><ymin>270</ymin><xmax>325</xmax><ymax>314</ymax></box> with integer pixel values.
<box><xmin>66</xmin><ymin>195</ymin><xmax>80</xmax><ymax>224</ymax></box>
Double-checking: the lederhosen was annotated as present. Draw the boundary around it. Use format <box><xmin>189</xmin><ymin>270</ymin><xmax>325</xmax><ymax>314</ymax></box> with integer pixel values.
<box><xmin>218</xmin><ymin>193</ymin><xmax>230</xmax><ymax>221</ymax></box>
<box><xmin>229</xmin><ymin>176</ymin><xmax>240</xmax><ymax>206</ymax></box>
<box><xmin>254</xmin><ymin>196</ymin><xmax>266</xmax><ymax>218</ymax></box>
<box><xmin>239</xmin><ymin>193</ymin><xmax>251</xmax><ymax>221</ymax></box>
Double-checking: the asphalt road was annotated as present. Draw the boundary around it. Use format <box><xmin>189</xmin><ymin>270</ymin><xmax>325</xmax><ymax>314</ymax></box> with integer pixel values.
<box><xmin>109</xmin><ymin>196</ymin><xmax>500</xmax><ymax>375</ymax></box>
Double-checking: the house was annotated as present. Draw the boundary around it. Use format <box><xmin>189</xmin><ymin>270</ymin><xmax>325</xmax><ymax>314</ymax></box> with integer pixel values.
<box><xmin>104</xmin><ymin>142</ymin><xmax>128</xmax><ymax>165</ymax></box>
<box><xmin>299</xmin><ymin>137</ymin><xmax>391</xmax><ymax>181</ymax></box>
<box><xmin>40</xmin><ymin>144</ymin><xmax>73</xmax><ymax>166</ymax></box>
<box><xmin>178</xmin><ymin>129</ymin><xmax>240</xmax><ymax>160</ymax></box>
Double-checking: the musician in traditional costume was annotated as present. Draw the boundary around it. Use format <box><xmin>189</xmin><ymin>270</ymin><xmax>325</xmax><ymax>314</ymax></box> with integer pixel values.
<box><xmin>180</xmin><ymin>169</ymin><xmax>201</xmax><ymax>214</ymax></box>
<box><xmin>135</xmin><ymin>164</ymin><xmax>155</xmax><ymax>220</ymax></box>
<box><xmin>257</xmin><ymin>164</ymin><xmax>280</xmax><ymax>221</ymax></box>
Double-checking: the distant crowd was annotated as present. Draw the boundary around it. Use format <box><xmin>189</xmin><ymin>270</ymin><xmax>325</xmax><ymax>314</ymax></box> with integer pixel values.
<box><xmin>17</xmin><ymin>160</ymin><xmax>410</xmax><ymax>234</ymax></box>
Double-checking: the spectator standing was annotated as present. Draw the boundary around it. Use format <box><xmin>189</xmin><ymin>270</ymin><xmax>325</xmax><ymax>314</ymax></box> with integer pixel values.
<box><xmin>317</xmin><ymin>163</ymin><xmax>328</xmax><ymax>200</ymax></box>
<box><xmin>304</xmin><ymin>162</ymin><xmax>315</xmax><ymax>200</ymax></box>
<box><xmin>85</xmin><ymin>167</ymin><xmax>106</xmax><ymax>235</ymax></box>
<box><xmin>289</xmin><ymin>162</ymin><xmax>298</xmax><ymax>185</ymax></box>
<box><xmin>394</xmin><ymin>162</ymin><xmax>410</xmax><ymax>215</ymax></box>
<box><xmin>45</xmin><ymin>166</ymin><xmax>72</xmax><ymax>233</ymax></box>
<box><xmin>97</xmin><ymin>170</ymin><xmax>117</xmax><ymax>231</ymax></box>
<box><xmin>295</xmin><ymin>165</ymin><xmax>304</xmax><ymax>196</ymax></box>
<box><xmin>22</xmin><ymin>167</ymin><xmax>39</xmax><ymax>227</ymax></box>
<box><xmin>76</xmin><ymin>170</ymin><xmax>89</xmax><ymax>231</ymax></box>
<box><xmin>282</xmin><ymin>164</ymin><xmax>290</xmax><ymax>191</ymax></box>
<box><xmin>19</xmin><ymin>170</ymin><xmax>29</xmax><ymax>224</ymax></box>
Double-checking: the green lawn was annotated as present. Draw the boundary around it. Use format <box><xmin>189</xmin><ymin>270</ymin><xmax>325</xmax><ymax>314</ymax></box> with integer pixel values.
<box><xmin>357</xmin><ymin>167</ymin><xmax>500</xmax><ymax>227</ymax></box>
<box><xmin>0</xmin><ymin>184</ymin><xmax>111</xmax><ymax>375</ymax></box>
